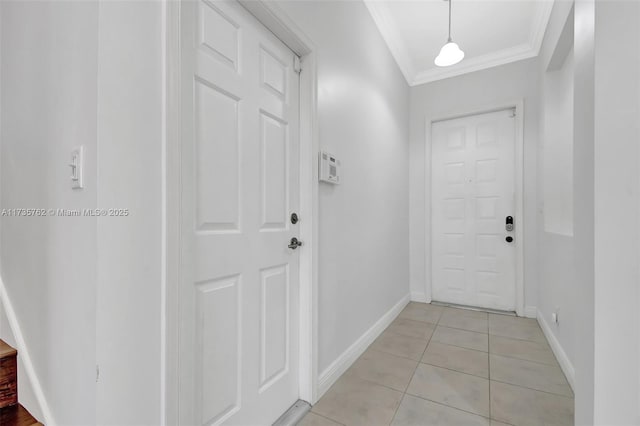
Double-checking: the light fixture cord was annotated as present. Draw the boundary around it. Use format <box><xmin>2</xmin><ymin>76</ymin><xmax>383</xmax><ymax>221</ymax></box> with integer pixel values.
<box><xmin>448</xmin><ymin>0</ymin><xmax>452</xmax><ymax>42</ymax></box>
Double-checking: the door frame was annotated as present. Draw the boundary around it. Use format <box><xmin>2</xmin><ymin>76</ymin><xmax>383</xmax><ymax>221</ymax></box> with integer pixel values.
<box><xmin>163</xmin><ymin>1</ymin><xmax>320</xmax><ymax>423</ymax></box>
<box><xmin>424</xmin><ymin>100</ymin><xmax>525</xmax><ymax>316</ymax></box>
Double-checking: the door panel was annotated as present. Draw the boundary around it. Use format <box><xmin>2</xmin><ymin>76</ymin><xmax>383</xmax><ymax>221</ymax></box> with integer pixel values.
<box><xmin>194</xmin><ymin>275</ymin><xmax>241</xmax><ymax>425</ymax></box>
<box><xmin>259</xmin><ymin>265</ymin><xmax>290</xmax><ymax>390</ymax></box>
<box><xmin>194</xmin><ymin>78</ymin><xmax>241</xmax><ymax>232</ymax></box>
<box><xmin>180</xmin><ymin>1</ymin><xmax>300</xmax><ymax>424</ymax></box>
<box><xmin>432</xmin><ymin>109</ymin><xmax>516</xmax><ymax>310</ymax></box>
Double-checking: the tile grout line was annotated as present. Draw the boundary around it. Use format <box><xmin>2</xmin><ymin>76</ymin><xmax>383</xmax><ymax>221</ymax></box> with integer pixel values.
<box><xmin>394</xmin><ymin>316</ymin><xmax>440</xmax><ymax>326</ymax></box>
<box><xmin>429</xmin><ymin>338</ymin><xmax>489</xmax><ymax>354</ymax></box>
<box><xmin>383</xmin><ymin>326</ymin><xmax>437</xmax><ymax>342</ymax></box>
<box><xmin>402</xmin><ymin>390</ymin><xmax>491</xmax><ymax>420</ymax></box>
<box><xmin>401</xmin><ymin>380</ymin><xmax>571</xmax><ymax>425</ymax></box>
<box><xmin>417</xmin><ymin>360</ymin><xmax>489</xmax><ymax>380</ymax></box>
<box><xmin>435</xmin><ymin>322</ymin><xmax>489</xmax><ymax>334</ymax></box>
<box><xmin>489</xmin><ymin>333</ymin><xmax>549</xmax><ymax>346</ymax></box>
<box><xmin>401</xmin><ymin>305</ymin><xmax>571</xmax><ymax>422</ymax></box>
<box><xmin>489</xmin><ymin>330</ymin><xmax>553</xmax><ymax>346</ymax></box>
<box><xmin>489</xmin><ymin>328</ymin><xmax>571</xmax><ymax>378</ymax></box>
<box><xmin>437</xmin><ymin>323</ymin><xmax>488</xmax><ymax>336</ymax></box>
<box><xmin>371</xmin><ymin>332</ymin><xmax>435</xmax><ymax>362</ymax></box>
<box><xmin>489</xmin><ymin>351</ymin><xmax>563</xmax><ymax>368</ymax></box>
<box><xmin>489</xmin><ymin>327</ymin><xmax>550</xmax><ymax>339</ymax></box>
<box><xmin>488</xmin><ymin>331</ymin><xmax>492</xmax><ymax>421</ymax></box>
<box><xmin>432</xmin><ymin>301</ymin><xmax>515</xmax><ymax>316</ymax></box>
<box><xmin>388</xmin><ymin>307</ymin><xmax>442</xmax><ymax>425</ymax></box>
<box><xmin>366</xmin><ymin>346</ymin><xmax>425</xmax><ymax>364</ymax></box>
<box><xmin>326</xmin><ymin>308</ymin><xmax>442</xmax><ymax>424</ymax></box>
<box><xmin>488</xmin><ymin>326</ymin><xmax>573</xmax><ymax>418</ymax></box>
<box><xmin>428</xmin><ymin>340</ymin><xmax>488</xmax><ymax>353</ymax></box>
<box><xmin>367</xmin><ymin>347</ymin><xmax>426</xmax><ymax>363</ymax></box>
<box><xmin>489</xmin><ymin>378</ymin><xmax>575</xmax><ymax>399</ymax></box>
<box><xmin>307</xmin><ymin>303</ymin><xmax>572</xmax><ymax>426</ymax></box>
<box><xmin>346</xmin><ymin>372</ymin><xmax>408</xmax><ymax>395</ymax></box>
<box><xmin>396</xmin><ymin>314</ymin><xmax>439</xmax><ymax>327</ymax></box>
<box><xmin>306</xmin><ymin>411</ymin><xmax>346</xmax><ymax>426</ymax></box>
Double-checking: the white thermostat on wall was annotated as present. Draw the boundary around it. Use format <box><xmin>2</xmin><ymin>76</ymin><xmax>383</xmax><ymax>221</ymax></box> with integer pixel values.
<box><xmin>319</xmin><ymin>151</ymin><xmax>341</xmax><ymax>184</ymax></box>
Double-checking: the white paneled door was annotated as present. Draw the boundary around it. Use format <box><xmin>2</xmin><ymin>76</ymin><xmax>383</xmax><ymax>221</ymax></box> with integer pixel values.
<box><xmin>179</xmin><ymin>1</ymin><xmax>300</xmax><ymax>424</ymax></box>
<box><xmin>431</xmin><ymin>109</ymin><xmax>516</xmax><ymax>311</ymax></box>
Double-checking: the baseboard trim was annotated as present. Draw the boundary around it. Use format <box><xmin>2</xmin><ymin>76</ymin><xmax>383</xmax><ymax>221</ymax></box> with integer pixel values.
<box><xmin>317</xmin><ymin>294</ymin><xmax>410</xmax><ymax>399</ymax></box>
<box><xmin>524</xmin><ymin>305</ymin><xmax>537</xmax><ymax>318</ymax></box>
<box><xmin>537</xmin><ymin>309</ymin><xmax>575</xmax><ymax>390</ymax></box>
<box><xmin>410</xmin><ymin>292</ymin><xmax>429</xmax><ymax>303</ymax></box>
<box><xmin>0</xmin><ymin>278</ymin><xmax>54</xmax><ymax>425</ymax></box>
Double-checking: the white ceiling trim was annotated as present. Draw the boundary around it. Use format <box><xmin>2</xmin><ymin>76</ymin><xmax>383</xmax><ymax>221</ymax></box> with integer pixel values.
<box><xmin>530</xmin><ymin>0</ymin><xmax>555</xmax><ymax>54</ymax></box>
<box><xmin>412</xmin><ymin>43</ymin><xmax>537</xmax><ymax>85</ymax></box>
<box><xmin>364</xmin><ymin>0</ymin><xmax>555</xmax><ymax>87</ymax></box>
<box><xmin>364</xmin><ymin>1</ymin><xmax>416</xmax><ymax>83</ymax></box>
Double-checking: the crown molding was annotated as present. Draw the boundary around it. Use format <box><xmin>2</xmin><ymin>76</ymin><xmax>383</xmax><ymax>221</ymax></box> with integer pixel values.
<box><xmin>411</xmin><ymin>43</ymin><xmax>537</xmax><ymax>85</ymax></box>
<box><xmin>530</xmin><ymin>0</ymin><xmax>555</xmax><ymax>54</ymax></box>
<box><xmin>365</xmin><ymin>0</ymin><xmax>556</xmax><ymax>87</ymax></box>
<box><xmin>363</xmin><ymin>0</ymin><xmax>415</xmax><ymax>84</ymax></box>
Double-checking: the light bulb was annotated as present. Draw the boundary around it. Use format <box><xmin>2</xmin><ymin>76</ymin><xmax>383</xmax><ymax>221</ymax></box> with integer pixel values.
<box><xmin>434</xmin><ymin>41</ymin><xmax>465</xmax><ymax>67</ymax></box>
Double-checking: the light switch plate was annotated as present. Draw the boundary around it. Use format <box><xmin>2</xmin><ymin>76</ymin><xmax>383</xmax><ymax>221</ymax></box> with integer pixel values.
<box><xmin>70</xmin><ymin>146</ymin><xmax>84</xmax><ymax>189</ymax></box>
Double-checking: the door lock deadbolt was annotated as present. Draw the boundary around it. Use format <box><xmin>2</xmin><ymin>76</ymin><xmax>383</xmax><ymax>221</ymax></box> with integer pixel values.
<box><xmin>290</xmin><ymin>212</ymin><xmax>299</xmax><ymax>224</ymax></box>
<box><xmin>505</xmin><ymin>236</ymin><xmax>514</xmax><ymax>243</ymax></box>
<box><xmin>505</xmin><ymin>216</ymin><xmax>514</xmax><ymax>232</ymax></box>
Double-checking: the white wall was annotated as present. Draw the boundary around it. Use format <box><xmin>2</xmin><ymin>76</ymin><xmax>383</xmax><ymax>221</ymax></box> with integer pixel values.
<box><xmin>542</xmin><ymin>50</ymin><xmax>573</xmax><ymax>237</ymax></box>
<box><xmin>0</xmin><ymin>0</ymin><xmax>408</xmax><ymax>420</ymax></box>
<box><xmin>95</xmin><ymin>2</ymin><xmax>163</xmax><ymax>425</ymax></box>
<box><xmin>591</xmin><ymin>1</ymin><xmax>640</xmax><ymax>423</ymax></box>
<box><xmin>275</xmin><ymin>1</ymin><xmax>411</xmax><ymax>375</ymax></box>
<box><xmin>409</xmin><ymin>59</ymin><xmax>540</xmax><ymax>312</ymax></box>
<box><xmin>0</xmin><ymin>295</ymin><xmax>44</xmax><ymax>422</ymax></box>
<box><xmin>0</xmin><ymin>1</ymin><xmax>164</xmax><ymax>424</ymax></box>
<box><xmin>571</xmin><ymin>0</ymin><xmax>640</xmax><ymax>423</ymax></box>
<box><xmin>535</xmin><ymin>0</ymin><xmax>577</xmax><ymax>387</ymax></box>
<box><xmin>0</xmin><ymin>2</ymin><xmax>99</xmax><ymax>424</ymax></box>
<box><xmin>572</xmin><ymin>0</ymin><xmax>595</xmax><ymax>422</ymax></box>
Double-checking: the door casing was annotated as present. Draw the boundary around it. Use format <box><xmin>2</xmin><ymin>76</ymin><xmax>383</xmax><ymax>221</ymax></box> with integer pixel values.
<box><xmin>163</xmin><ymin>1</ymin><xmax>320</xmax><ymax>423</ymax></box>
<box><xmin>424</xmin><ymin>100</ymin><xmax>525</xmax><ymax>316</ymax></box>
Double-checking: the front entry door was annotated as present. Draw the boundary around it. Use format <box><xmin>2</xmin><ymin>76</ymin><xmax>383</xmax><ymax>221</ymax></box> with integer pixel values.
<box><xmin>179</xmin><ymin>1</ymin><xmax>301</xmax><ymax>424</ymax></box>
<box><xmin>431</xmin><ymin>109</ymin><xmax>516</xmax><ymax>311</ymax></box>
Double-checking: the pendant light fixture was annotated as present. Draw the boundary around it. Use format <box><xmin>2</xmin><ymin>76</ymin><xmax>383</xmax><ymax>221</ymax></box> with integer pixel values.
<box><xmin>434</xmin><ymin>0</ymin><xmax>464</xmax><ymax>67</ymax></box>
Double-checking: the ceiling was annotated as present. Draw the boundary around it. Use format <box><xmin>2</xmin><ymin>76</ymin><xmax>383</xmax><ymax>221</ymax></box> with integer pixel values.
<box><xmin>364</xmin><ymin>0</ymin><xmax>554</xmax><ymax>85</ymax></box>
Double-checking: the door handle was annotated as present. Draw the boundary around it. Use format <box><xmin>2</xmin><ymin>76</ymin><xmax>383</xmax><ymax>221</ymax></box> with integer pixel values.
<box><xmin>288</xmin><ymin>237</ymin><xmax>303</xmax><ymax>249</ymax></box>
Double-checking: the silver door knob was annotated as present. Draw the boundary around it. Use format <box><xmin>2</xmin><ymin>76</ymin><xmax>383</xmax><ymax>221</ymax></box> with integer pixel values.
<box><xmin>288</xmin><ymin>237</ymin><xmax>303</xmax><ymax>249</ymax></box>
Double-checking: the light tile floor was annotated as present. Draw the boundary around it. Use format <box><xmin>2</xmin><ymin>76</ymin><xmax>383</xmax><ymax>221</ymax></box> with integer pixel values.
<box><xmin>298</xmin><ymin>302</ymin><xmax>574</xmax><ymax>426</ymax></box>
